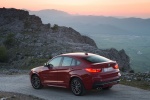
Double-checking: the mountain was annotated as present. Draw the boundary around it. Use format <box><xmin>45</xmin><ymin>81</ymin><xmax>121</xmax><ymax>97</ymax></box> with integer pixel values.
<box><xmin>29</xmin><ymin>9</ymin><xmax>150</xmax><ymax>72</ymax></box>
<box><xmin>0</xmin><ymin>8</ymin><xmax>131</xmax><ymax>71</ymax></box>
<box><xmin>29</xmin><ymin>9</ymin><xmax>150</xmax><ymax>35</ymax></box>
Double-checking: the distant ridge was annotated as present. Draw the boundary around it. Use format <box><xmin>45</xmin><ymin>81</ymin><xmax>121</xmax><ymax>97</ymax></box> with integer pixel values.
<box><xmin>29</xmin><ymin>9</ymin><xmax>150</xmax><ymax>35</ymax></box>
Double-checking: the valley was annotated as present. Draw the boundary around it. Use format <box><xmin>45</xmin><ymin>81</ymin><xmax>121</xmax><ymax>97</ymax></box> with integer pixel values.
<box><xmin>90</xmin><ymin>33</ymin><xmax>150</xmax><ymax>72</ymax></box>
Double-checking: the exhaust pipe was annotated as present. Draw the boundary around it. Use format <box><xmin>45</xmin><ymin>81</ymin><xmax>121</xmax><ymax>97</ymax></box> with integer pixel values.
<box><xmin>96</xmin><ymin>87</ymin><xmax>102</xmax><ymax>90</ymax></box>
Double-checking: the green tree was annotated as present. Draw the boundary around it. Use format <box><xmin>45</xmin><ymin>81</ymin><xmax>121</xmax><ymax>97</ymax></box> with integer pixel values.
<box><xmin>0</xmin><ymin>46</ymin><xmax>8</xmax><ymax>62</ymax></box>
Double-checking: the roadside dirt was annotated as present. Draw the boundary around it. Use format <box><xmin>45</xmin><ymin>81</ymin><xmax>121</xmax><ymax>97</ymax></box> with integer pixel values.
<box><xmin>0</xmin><ymin>91</ymin><xmax>44</xmax><ymax>100</ymax></box>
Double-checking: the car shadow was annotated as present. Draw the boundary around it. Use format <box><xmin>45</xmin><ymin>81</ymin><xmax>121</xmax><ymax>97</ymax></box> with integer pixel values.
<box><xmin>43</xmin><ymin>86</ymin><xmax>71</xmax><ymax>94</ymax></box>
<box><xmin>42</xmin><ymin>86</ymin><xmax>119</xmax><ymax>96</ymax></box>
<box><xmin>87</xmin><ymin>89</ymin><xmax>117</xmax><ymax>96</ymax></box>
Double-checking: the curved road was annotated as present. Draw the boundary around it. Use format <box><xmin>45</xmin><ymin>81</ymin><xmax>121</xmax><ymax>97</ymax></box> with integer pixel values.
<box><xmin>0</xmin><ymin>75</ymin><xmax>150</xmax><ymax>100</ymax></box>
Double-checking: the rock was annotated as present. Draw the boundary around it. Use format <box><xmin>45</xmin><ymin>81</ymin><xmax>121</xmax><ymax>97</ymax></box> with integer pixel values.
<box><xmin>0</xmin><ymin>8</ymin><xmax>131</xmax><ymax>71</ymax></box>
<box><xmin>121</xmin><ymin>72</ymin><xmax>150</xmax><ymax>82</ymax></box>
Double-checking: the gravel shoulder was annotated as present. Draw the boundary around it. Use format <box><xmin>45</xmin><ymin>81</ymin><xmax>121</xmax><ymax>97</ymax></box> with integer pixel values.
<box><xmin>0</xmin><ymin>74</ymin><xmax>150</xmax><ymax>100</ymax></box>
<box><xmin>0</xmin><ymin>91</ymin><xmax>44</xmax><ymax>100</ymax></box>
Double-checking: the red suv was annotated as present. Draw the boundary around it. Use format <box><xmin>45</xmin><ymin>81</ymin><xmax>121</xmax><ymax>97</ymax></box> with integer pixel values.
<box><xmin>30</xmin><ymin>52</ymin><xmax>121</xmax><ymax>96</ymax></box>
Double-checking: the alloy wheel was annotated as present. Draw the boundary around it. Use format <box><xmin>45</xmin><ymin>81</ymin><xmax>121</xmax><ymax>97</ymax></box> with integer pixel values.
<box><xmin>71</xmin><ymin>78</ymin><xmax>85</xmax><ymax>96</ymax></box>
<box><xmin>31</xmin><ymin>75</ymin><xmax>42</xmax><ymax>89</ymax></box>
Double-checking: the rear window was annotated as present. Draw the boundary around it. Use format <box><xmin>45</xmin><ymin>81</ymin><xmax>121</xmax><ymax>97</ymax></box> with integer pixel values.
<box><xmin>84</xmin><ymin>55</ymin><xmax>110</xmax><ymax>63</ymax></box>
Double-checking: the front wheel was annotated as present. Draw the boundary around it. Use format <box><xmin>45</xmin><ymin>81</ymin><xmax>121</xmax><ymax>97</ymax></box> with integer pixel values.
<box><xmin>70</xmin><ymin>78</ymin><xmax>86</xmax><ymax>96</ymax></box>
<box><xmin>31</xmin><ymin>75</ymin><xmax>43</xmax><ymax>89</ymax></box>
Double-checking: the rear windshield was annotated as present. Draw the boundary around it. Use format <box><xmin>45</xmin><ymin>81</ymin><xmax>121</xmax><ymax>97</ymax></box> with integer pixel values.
<box><xmin>84</xmin><ymin>55</ymin><xmax>111</xmax><ymax>63</ymax></box>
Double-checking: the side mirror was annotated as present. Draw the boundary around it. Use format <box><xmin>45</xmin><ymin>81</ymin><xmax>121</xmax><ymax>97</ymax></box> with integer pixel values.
<box><xmin>44</xmin><ymin>63</ymin><xmax>53</xmax><ymax>68</ymax></box>
<box><xmin>44</xmin><ymin>63</ymin><xmax>48</xmax><ymax>67</ymax></box>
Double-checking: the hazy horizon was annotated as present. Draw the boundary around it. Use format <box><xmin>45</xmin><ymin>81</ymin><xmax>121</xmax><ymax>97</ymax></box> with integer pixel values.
<box><xmin>1</xmin><ymin>0</ymin><xmax>150</xmax><ymax>18</ymax></box>
<box><xmin>28</xmin><ymin>9</ymin><xmax>150</xmax><ymax>19</ymax></box>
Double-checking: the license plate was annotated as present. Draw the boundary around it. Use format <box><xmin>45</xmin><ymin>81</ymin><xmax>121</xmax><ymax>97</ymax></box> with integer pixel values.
<box><xmin>103</xmin><ymin>67</ymin><xmax>113</xmax><ymax>72</ymax></box>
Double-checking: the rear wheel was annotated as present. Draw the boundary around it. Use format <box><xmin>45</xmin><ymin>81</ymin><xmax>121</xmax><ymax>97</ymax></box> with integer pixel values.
<box><xmin>70</xmin><ymin>78</ymin><xmax>86</xmax><ymax>96</ymax></box>
<box><xmin>31</xmin><ymin>75</ymin><xmax>43</xmax><ymax>89</ymax></box>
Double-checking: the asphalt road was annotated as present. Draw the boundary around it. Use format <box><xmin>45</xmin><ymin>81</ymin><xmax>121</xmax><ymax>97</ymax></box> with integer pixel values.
<box><xmin>0</xmin><ymin>75</ymin><xmax>150</xmax><ymax>100</ymax></box>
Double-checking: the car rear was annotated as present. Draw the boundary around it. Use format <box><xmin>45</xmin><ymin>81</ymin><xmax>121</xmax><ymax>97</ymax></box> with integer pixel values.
<box><xmin>82</xmin><ymin>54</ymin><xmax>121</xmax><ymax>90</ymax></box>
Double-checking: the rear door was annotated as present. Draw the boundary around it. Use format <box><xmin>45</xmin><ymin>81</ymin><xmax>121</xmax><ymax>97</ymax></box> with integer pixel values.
<box><xmin>56</xmin><ymin>57</ymin><xmax>81</xmax><ymax>87</ymax></box>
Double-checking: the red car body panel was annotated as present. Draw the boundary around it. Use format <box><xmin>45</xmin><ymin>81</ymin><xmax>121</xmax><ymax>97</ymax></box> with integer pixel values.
<box><xmin>30</xmin><ymin>53</ymin><xmax>121</xmax><ymax>90</ymax></box>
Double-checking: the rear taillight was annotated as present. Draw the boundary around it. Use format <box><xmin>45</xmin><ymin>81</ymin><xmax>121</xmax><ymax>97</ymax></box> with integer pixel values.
<box><xmin>85</xmin><ymin>68</ymin><xmax>102</xmax><ymax>73</ymax></box>
<box><xmin>113</xmin><ymin>64</ymin><xmax>119</xmax><ymax>69</ymax></box>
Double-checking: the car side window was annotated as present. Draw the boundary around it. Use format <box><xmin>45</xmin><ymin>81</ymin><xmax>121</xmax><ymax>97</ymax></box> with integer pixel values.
<box><xmin>61</xmin><ymin>57</ymin><xmax>81</xmax><ymax>67</ymax></box>
<box><xmin>48</xmin><ymin>57</ymin><xmax>62</xmax><ymax>67</ymax></box>
<box><xmin>77</xmin><ymin>60</ymin><xmax>80</xmax><ymax>65</ymax></box>
<box><xmin>71</xmin><ymin>58</ymin><xmax>76</xmax><ymax>66</ymax></box>
<box><xmin>71</xmin><ymin>59</ymin><xmax>81</xmax><ymax>66</ymax></box>
<box><xmin>61</xmin><ymin>57</ymin><xmax>72</xmax><ymax>66</ymax></box>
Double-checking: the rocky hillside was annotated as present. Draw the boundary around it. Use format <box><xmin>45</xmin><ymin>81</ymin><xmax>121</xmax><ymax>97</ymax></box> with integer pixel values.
<box><xmin>0</xmin><ymin>8</ymin><xmax>131</xmax><ymax>71</ymax></box>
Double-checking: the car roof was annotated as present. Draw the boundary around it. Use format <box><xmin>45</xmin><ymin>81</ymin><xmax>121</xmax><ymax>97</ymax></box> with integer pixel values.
<box><xmin>60</xmin><ymin>52</ymin><xmax>96</xmax><ymax>58</ymax></box>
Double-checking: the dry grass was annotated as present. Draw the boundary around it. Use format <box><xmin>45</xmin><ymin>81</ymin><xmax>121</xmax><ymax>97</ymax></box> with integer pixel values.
<box><xmin>120</xmin><ymin>80</ymin><xmax>150</xmax><ymax>91</ymax></box>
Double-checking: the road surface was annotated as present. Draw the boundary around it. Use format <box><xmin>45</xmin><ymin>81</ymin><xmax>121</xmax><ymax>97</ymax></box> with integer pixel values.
<box><xmin>0</xmin><ymin>75</ymin><xmax>150</xmax><ymax>100</ymax></box>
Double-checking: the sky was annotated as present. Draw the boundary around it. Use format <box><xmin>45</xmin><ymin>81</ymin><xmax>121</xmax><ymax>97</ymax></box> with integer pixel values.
<box><xmin>1</xmin><ymin>0</ymin><xmax>150</xmax><ymax>18</ymax></box>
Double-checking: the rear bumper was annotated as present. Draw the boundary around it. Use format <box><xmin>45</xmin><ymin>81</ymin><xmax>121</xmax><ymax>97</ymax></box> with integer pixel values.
<box><xmin>92</xmin><ymin>78</ymin><xmax>120</xmax><ymax>89</ymax></box>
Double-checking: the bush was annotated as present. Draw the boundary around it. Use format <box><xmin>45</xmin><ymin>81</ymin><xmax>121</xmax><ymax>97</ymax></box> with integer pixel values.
<box><xmin>129</xmin><ymin>70</ymin><xmax>135</xmax><ymax>73</ymax></box>
<box><xmin>24</xmin><ymin>20</ymin><xmax>31</xmax><ymax>29</ymax></box>
<box><xmin>51</xmin><ymin>24</ymin><xmax>59</xmax><ymax>31</ymax></box>
<box><xmin>121</xmin><ymin>67</ymin><xmax>126</xmax><ymax>72</ymax></box>
<box><xmin>4</xmin><ymin>33</ymin><xmax>15</xmax><ymax>47</ymax></box>
<box><xmin>0</xmin><ymin>46</ymin><xmax>8</xmax><ymax>62</ymax></box>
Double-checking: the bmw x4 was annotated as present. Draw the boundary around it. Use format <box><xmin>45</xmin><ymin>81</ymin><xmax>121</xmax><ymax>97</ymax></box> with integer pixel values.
<box><xmin>30</xmin><ymin>52</ymin><xmax>121</xmax><ymax>96</ymax></box>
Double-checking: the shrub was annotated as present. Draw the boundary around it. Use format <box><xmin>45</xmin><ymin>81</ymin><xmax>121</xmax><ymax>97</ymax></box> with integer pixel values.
<box><xmin>129</xmin><ymin>70</ymin><xmax>135</xmax><ymax>73</ymax></box>
<box><xmin>4</xmin><ymin>33</ymin><xmax>15</xmax><ymax>47</ymax></box>
<box><xmin>24</xmin><ymin>20</ymin><xmax>31</xmax><ymax>29</ymax></box>
<box><xmin>120</xmin><ymin>67</ymin><xmax>125</xmax><ymax>72</ymax></box>
<box><xmin>0</xmin><ymin>46</ymin><xmax>8</xmax><ymax>62</ymax></box>
<box><xmin>51</xmin><ymin>24</ymin><xmax>59</xmax><ymax>31</ymax></box>
<box><xmin>45</xmin><ymin>23</ymin><xmax>51</xmax><ymax>29</ymax></box>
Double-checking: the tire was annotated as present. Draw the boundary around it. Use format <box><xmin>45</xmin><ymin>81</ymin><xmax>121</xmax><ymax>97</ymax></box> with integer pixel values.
<box><xmin>70</xmin><ymin>78</ymin><xmax>86</xmax><ymax>96</ymax></box>
<box><xmin>31</xmin><ymin>75</ymin><xmax>43</xmax><ymax>89</ymax></box>
<box><xmin>103</xmin><ymin>86</ymin><xmax>112</xmax><ymax>90</ymax></box>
